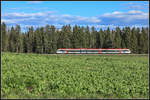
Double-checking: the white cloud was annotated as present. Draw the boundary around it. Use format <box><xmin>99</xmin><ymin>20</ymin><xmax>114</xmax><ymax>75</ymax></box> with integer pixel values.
<box><xmin>101</xmin><ymin>10</ymin><xmax>149</xmax><ymax>21</ymax></box>
<box><xmin>3</xmin><ymin>12</ymin><xmax>48</xmax><ymax>17</ymax></box>
<box><xmin>2</xmin><ymin>11</ymin><xmax>102</xmax><ymax>26</ymax></box>
<box><xmin>2</xmin><ymin>19</ymin><xmax>16</xmax><ymax>24</ymax></box>
<box><xmin>2</xmin><ymin>10</ymin><xmax>148</xmax><ymax>31</ymax></box>
<box><xmin>128</xmin><ymin>10</ymin><xmax>143</xmax><ymax>14</ymax></box>
<box><xmin>121</xmin><ymin>2</ymin><xmax>149</xmax><ymax>10</ymax></box>
<box><xmin>88</xmin><ymin>17</ymin><xmax>101</xmax><ymax>23</ymax></box>
<box><xmin>27</xmin><ymin>1</ymin><xmax>42</xmax><ymax>4</ymax></box>
<box><xmin>61</xmin><ymin>14</ymin><xmax>73</xmax><ymax>18</ymax></box>
<box><xmin>112</xmin><ymin>11</ymin><xmax>122</xmax><ymax>14</ymax></box>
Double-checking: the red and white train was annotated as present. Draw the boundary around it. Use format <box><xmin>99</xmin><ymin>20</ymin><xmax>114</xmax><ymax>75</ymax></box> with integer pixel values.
<box><xmin>56</xmin><ymin>48</ymin><xmax>131</xmax><ymax>54</ymax></box>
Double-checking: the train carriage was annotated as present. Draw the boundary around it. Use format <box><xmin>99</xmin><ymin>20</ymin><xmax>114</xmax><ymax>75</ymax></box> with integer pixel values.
<box><xmin>56</xmin><ymin>48</ymin><xmax>131</xmax><ymax>54</ymax></box>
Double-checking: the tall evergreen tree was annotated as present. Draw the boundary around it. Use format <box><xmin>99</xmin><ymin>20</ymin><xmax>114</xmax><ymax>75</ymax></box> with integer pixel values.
<box><xmin>22</xmin><ymin>33</ymin><xmax>28</xmax><ymax>53</ymax></box>
<box><xmin>60</xmin><ymin>25</ymin><xmax>70</xmax><ymax>48</ymax></box>
<box><xmin>27</xmin><ymin>26</ymin><xmax>34</xmax><ymax>53</ymax></box>
<box><xmin>1</xmin><ymin>22</ymin><xmax>8</xmax><ymax>51</ymax></box>
<box><xmin>95</xmin><ymin>30</ymin><xmax>100</xmax><ymax>48</ymax></box>
<box><xmin>15</xmin><ymin>25</ymin><xmax>23</xmax><ymax>53</ymax></box>
<box><xmin>80</xmin><ymin>26</ymin><xmax>86</xmax><ymax>48</ymax></box>
<box><xmin>91</xmin><ymin>26</ymin><xmax>97</xmax><ymax>48</ymax></box>
<box><xmin>130</xmin><ymin>27</ymin><xmax>138</xmax><ymax>53</ymax></box>
<box><xmin>35</xmin><ymin>27</ymin><xmax>43</xmax><ymax>53</ymax></box>
<box><xmin>139</xmin><ymin>27</ymin><xmax>148</xmax><ymax>54</ymax></box>
<box><xmin>84</xmin><ymin>26</ymin><xmax>91</xmax><ymax>48</ymax></box>
<box><xmin>103</xmin><ymin>27</ymin><xmax>113</xmax><ymax>48</ymax></box>
<box><xmin>99</xmin><ymin>29</ymin><xmax>104</xmax><ymax>48</ymax></box>
<box><xmin>44</xmin><ymin>24</ymin><xmax>51</xmax><ymax>53</ymax></box>
<box><xmin>50</xmin><ymin>25</ymin><xmax>57</xmax><ymax>53</ymax></box>
<box><xmin>72</xmin><ymin>25</ymin><xmax>81</xmax><ymax>48</ymax></box>
<box><xmin>113</xmin><ymin>27</ymin><xmax>121</xmax><ymax>48</ymax></box>
<box><xmin>124</xmin><ymin>27</ymin><xmax>131</xmax><ymax>49</ymax></box>
<box><xmin>120</xmin><ymin>28</ymin><xmax>126</xmax><ymax>48</ymax></box>
<box><xmin>8</xmin><ymin>26</ymin><xmax>16</xmax><ymax>52</ymax></box>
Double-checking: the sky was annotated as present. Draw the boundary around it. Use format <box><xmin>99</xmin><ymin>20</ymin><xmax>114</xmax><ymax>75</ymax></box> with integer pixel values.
<box><xmin>1</xmin><ymin>1</ymin><xmax>149</xmax><ymax>31</ymax></box>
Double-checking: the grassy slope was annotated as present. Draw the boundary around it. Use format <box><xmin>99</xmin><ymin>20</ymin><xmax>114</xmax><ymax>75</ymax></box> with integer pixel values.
<box><xmin>1</xmin><ymin>52</ymin><xmax>149</xmax><ymax>99</ymax></box>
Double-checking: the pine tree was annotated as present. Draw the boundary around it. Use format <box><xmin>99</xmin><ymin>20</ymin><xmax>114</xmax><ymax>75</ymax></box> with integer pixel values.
<box><xmin>72</xmin><ymin>25</ymin><xmax>80</xmax><ymax>48</ymax></box>
<box><xmin>80</xmin><ymin>26</ymin><xmax>85</xmax><ymax>48</ymax></box>
<box><xmin>44</xmin><ymin>24</ymin><xmax>51</xmax><ymax>53</ymax></box>
<box><xmin>99</xmin><ymin>29</ymin><xmax>104</xmax><ymax>48</ymax></box>
<box><xmin>50</xmin><ymin>25</ymin><xmax>57</xmax><ymax>53</ymax></box>
<box><xmin>60</xmin><ymin>25</ymin><xmax>69</xmax><ymax>48</ymax></box>
<box><xmin>1</xmin><ymin>22</ymin><xmax>8</xmax><ymax>51</ymax></box>
<box><xmin>140</xmin><ymin>27</ymin><xmax>148</xmax><ymax>54</ymax></box>
<box><xmin>91</xmin><ymin>26</ymin><xmax>97</xmax><ymax>48</ymax></box>
<box><xmin>96</xmin><ymin>30</ymin><xmax>100</xmax><ymax>48</ymax></box>
<box><xmin>113</xmin><ymin>27</ymin><xmax>121</xmax><ymax>48</ymax></box>
<box><xmin>27</xmin><ymin>26</ymin><xmax>34</xmax><ymax>53</ymax></box>
<box><xmin>15</xmin><ymin>25</ymin><xmax>23</xmax><ymax>53</ymax></box>
<box><xmin>103</xmin><ymin>27</ymin><xmax>113</xmax><ymax>48</ymax></box>
<box><xmin>35</xmin><ymin>27</ymin><xmax>43</xmax><ymax>53</ymax></box>
<box><xmin>22</xmin><ymin>33</ymin><xmax>28</xmax><ymax>53</ymax></box>
<box><xmin>8</xmin><ymin>26</ymin><xmax>16</xmax><ymax>52</ymax></box>
<box><xmin>124</xmin><ymin>27</ymin><xmax>131</xmax><ymax>49</ymax></box>
<box><xmin>120</xmin><ymin>28</ymin><xmax>126</xmax><ymax>48</ymax></box>
<box><xmin>84</xmin><ymin>26</ymin><xmax>91</xmax><ymax>48</ymax></box>
<box><xmin>130</xmin><ymin>27</ymin><xmax>138</xmax><ymax>53</ymax></box>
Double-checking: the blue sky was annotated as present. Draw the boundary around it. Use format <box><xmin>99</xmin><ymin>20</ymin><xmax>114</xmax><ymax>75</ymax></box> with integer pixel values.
<box><xmin>1</xmin><ymin>1</ymin><xmax>149</xmax><ymax>31</ymax></box>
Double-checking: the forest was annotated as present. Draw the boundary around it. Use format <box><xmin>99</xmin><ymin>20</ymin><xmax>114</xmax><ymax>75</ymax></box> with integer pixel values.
<box><xmin>1</xmin><ymin>22</ymin><xmax>149</xmax><ymax>54</ymax></box>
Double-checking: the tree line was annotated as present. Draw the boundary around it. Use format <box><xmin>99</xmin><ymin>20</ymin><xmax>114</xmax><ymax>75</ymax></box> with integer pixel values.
<box><xmin>1</xmin><ymin>22</ymin><xmax>149</xmax><ymax>54</ymax></box>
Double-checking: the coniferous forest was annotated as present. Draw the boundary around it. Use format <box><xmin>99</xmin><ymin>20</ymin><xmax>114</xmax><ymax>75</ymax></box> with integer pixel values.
<box><xmin>1</xmin><ymin>22</ymin><xmax>149</xmax><ymax>54</ymax></box>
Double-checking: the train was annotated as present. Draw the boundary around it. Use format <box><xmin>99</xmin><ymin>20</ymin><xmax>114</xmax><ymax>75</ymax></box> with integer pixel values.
<box><xmin>56</xmin><ymin>48</ymin><xmax>131</xmax><ymax>54</ymax></box>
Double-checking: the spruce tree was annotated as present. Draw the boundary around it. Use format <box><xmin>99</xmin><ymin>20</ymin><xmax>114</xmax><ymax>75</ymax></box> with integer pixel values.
<box><xmin>1</xmin><ymin>22</ymin><xmax>8</xmax><ymax>51</ymax></box>
<box><xmin>113</xmin><ymin>27</ymin><xmax>121</xmax><ymax>48</ymax></box>
<box><xmin>72</xmin><ymin>25</ymin><xmax>80</xmax><ymax>48</ymax></box>
<box><xmin>124</xmin><ymin>27</ymin><xmax>131</xmax><ymax>49</ymax></box>
<box><xmin>15</xmin><ymin>25</ymin><xmax>23</xmax><ymax>53</ymax></box>
<box><xmin>99</xmin><ymin>28</ymin><xmax>104</xmax><ymax>48</ymax></box>
<box><xmin>140</xmin><ymin>27</ymin><xmax>148</xmax><ymax>54</ymax></box>
<box><xmin>130</xmin><ymin>27</ymin><xmax>138</xmax><ymax>53</ymax></box>
<box><xmin>120</xmin><ymin>28</ymin><xmax>126</xmax><ymax>48</ymax></box>
<box><xmin>103</xmin><ymin>27</ymin><xmax>113</xmax><ymax>48</ymax></box>
<box><xmin>27</xmin><ymin>26</ymin><xmax>34</xmax><ymax>53</ymax></box>
<box><xmin>50</xmin><ymin>25</ymin><xmax>57</xmax><ymax>53</ymax></box>
<box><xmin>35</xmin><ymin>27</ymin><xmax>43</xmax><ymax>53</ymax></box>
<box><xmin>44</xmin><ymin>25</ymin><xmax>51</xmax><ymax>53</ymax></box>
<box><xmin>85</xmin><ymin>26</ymin><xmax>91</xmax><ymax>48</ymax></box>
<box><xmin>8</xmin><ymin>26</ymin><xmax>16</xmax><ymax>52</ymax></box>
<box><xmin>91</xmin><ymin>26</ymin><xmax>97</xmax><ymax>48</ymax></box>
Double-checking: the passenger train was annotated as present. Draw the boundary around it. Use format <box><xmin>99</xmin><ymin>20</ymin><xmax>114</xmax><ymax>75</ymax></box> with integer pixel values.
<box><xmin>56</xmin><ymin>48</ymin><xmax>131</xmax><ymax>54</ymax></box>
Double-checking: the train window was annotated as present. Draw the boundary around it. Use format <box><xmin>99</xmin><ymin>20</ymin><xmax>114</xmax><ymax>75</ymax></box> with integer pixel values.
<box><xmin>87</xmin><ymin>50</ymin><xmax>99</xmax><ymax>52</ymax></box>
<box><xmin>122</xmin><ymin>50</ymin><xmax>129</xmax><ymax>52</ymax></box>
<box><xmin>112</xmin><ymin>50</ymin><xmax>120</xmax><ymax>52</ymax></box>
<box><xmin>101</xmin><ymin>50</ymin><xmax>120</xmax><ymax>52</ymax></box>
<box><xmin>68</xmin><ymin>50</ymin><xmax>80</xmax><ymax>52</ymax></box>
<box><xmin>81</xmin><ymin>50</ymin><xmax>87</xmax><ymax>52</ymax></box>
<box><xmin>60</xmin><ymin>50</ymin><xmax>66</xmax><ymax>53</ymax></box>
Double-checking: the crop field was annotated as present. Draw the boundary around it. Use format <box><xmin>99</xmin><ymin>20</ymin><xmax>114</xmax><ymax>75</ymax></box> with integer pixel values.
<box><xmin>1</xmin><ymin>52</ymin><xmax>149</xmax><ymax>99</ymax></box>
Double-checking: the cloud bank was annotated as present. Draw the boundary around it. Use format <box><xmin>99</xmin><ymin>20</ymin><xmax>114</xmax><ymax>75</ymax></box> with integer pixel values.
<box><xmin>1</xmin><ymin>10</ymin><xmax>149</xmax><ymax>31</ymax></box>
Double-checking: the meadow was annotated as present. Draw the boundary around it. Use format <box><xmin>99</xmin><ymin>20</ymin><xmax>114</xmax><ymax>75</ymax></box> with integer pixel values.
<box><xmin>1</xmin><ymin>52</ymin><xmax>149</xmax><ymax>99</ymax></box>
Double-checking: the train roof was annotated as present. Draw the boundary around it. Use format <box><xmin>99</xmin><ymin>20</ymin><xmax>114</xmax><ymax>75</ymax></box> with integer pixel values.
<box><xmin>58</xmin><ymin>48</ymin><xmax>130</xmax><ymax>50</ymax></box>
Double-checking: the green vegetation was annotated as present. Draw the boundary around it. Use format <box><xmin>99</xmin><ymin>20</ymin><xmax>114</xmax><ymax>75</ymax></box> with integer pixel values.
<box><xmin>1</xmin><ymin>22</ymin><xmax>149</xmax><ymax>54</ymax></box>
<box><xmin>2</xmin><ymin>52</ymin><xmax>149</xmax><ymax>99</ymax></box>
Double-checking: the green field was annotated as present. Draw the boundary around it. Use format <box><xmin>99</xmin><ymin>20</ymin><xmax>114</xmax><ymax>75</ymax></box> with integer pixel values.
<box><xmin>1</xmin><ymin>52</ymin><xmax>149</xmax><ymax>99</ymax></box>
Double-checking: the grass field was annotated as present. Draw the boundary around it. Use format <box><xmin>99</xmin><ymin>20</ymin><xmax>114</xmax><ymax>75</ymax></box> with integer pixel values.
<box><xmin>1</xmin><ymin>52</ymin><xmax>149</xmax><ymax>99</ymax></box>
